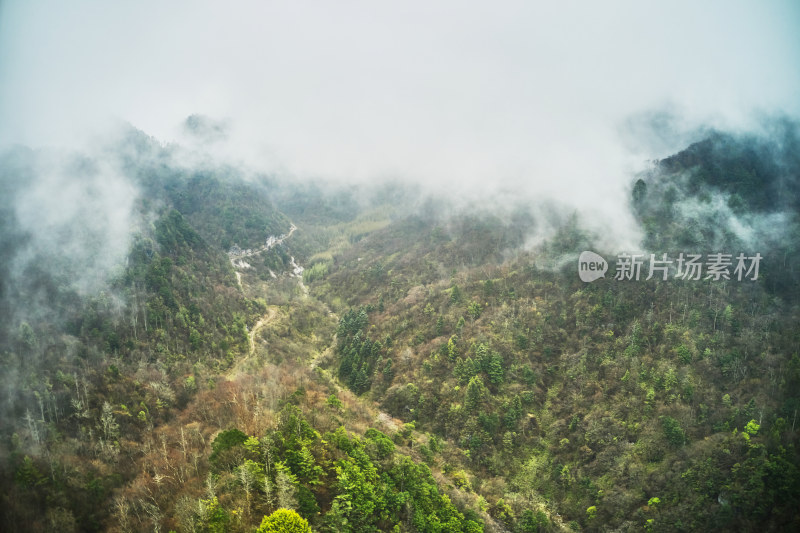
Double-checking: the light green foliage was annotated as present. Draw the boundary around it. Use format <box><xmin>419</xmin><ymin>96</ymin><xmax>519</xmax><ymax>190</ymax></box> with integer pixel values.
<box><xmin>197</xmin><ymin>496</ymin><xmax>228</xmax><ymax>533</ymax></box>
<box><xmin>256</xmin><ymin>508</ymin><xmax>312</xmax><ymax>533</ymax></box>
<box><xmin>468</xmin><ymin>301</ymin><xmax>482</xmax><ymax>320</ymax></box>
<box><xmin>663</xmin><ymin>366</ymin><xmax>678</xmax><ymax>392</ymax></box>
<box><xmin>326</xmin><ymin>394</ymin><xmax>343</xmax><ymax>410</ymax></box>
<box><xmin>676</xmin><ymin>344</ymin><xmax>692</xmax><ymax>363</ymax></box>
<box><xmin>518</xmin><ymin>509</ymin><xmax>550</xmax><ymax>532</ymax></box>
<box><xmin>295</xmin><ymin>446</ymin><xmax>323</xmax><ymax>485</ymax></box>
<box><xmin>236</xmin><ymin>459</ymin><xmax>264</xmax><ymax>499</ymax></box>
<box><xmin>275</xmin><ymin>461</ymin><xmax>299</xmax><ymax>510</ymax></box>
<box><xmin>450</xmin><ymin>469</ymin><xmax>472</xmax><ymax>490</ymax></box>
<box><xmin>364</xmin><ymin>428</ymin><xmax>395</xmax><ymax>459</ymax></box>
<box><xmin>183</xmin><ymin>375</ymin><xmax>197</xmax><ymax>392</ymax></box>
<box><xmin>237</xmin><ymin>435</ymin><xmax>257</xmax><ymax>454</ymax></box>
<box><xmin>303</xmin><ymin>261</ymin><xmax>330</xmax><ymax>284</ymax></box>
<box><xmin>331</xmin><ymin>453</ymin><xmax>380</xmax><ymax>530</ymax></box>
<box><xmin>447</xmin><ymin>335</ymin><xmax>459</xmax><ymax>362</ymax></box>
<box><xmin>454</xmin><ymin>356</ymin><xmax>478</xmax><ymax>383</ymax></box>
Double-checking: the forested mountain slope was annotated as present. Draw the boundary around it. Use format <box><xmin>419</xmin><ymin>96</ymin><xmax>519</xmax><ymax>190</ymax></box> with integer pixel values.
<box><xmin>1</xmin><ymin>123</ymin><xmax>799</xmax><ymax>532</ymax></box>
<box><xmin>0</xmin><ymin>131</ymin><xmax>488</xmax><ymax>532</ymax></box>
<box><xmin>307</xmin><ymin>126</ymin><xmax>800</xmax><ymax>532</ymax></box>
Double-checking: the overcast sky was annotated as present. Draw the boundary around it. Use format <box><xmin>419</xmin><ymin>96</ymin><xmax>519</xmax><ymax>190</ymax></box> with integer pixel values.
<box><xmin>1</xmin><ymin>1</ymin><xmax>799</xmax><ymax>246</ymax></box>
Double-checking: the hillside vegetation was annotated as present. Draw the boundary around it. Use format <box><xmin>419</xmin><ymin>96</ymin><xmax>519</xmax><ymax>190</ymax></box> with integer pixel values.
<box><xmin>1</xmin><ymin>124</ymin><xmax>799</xmax><ymax>532</ymax></box>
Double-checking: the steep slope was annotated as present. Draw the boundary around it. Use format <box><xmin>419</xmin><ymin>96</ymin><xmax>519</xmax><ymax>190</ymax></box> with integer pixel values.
<box><xmin>0</xmin><ymin>138</ymin><xmax>488</xmax><ymax>532</ymax></box>
<box><xmin>2</xmin><ymin>123</ymin><xmax>799</xmax><ymax>532</ymax></box>
<box><xmin>306</xmin><ymin>127</ymin><xmax>800</xmax><ymax>531</ymax></box>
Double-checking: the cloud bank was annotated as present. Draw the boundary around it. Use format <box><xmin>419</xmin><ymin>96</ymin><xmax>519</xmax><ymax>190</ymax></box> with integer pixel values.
<box><xmin>1</xmin><ymin>1</ymin><xmax>798</xmax><ymax>252</ymax></box>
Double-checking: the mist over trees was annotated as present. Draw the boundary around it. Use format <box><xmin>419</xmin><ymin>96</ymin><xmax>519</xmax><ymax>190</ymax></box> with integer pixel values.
<box><xmin>1</xmin><ymin>119</ymin><xmax>799</xmax><ymax>531</ymax></box>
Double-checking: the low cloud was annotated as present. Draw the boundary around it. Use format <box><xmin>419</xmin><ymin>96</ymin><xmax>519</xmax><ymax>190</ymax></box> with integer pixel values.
<box><xmin>0</xmin><ymin>1</ymin><xmax>798</xmax><ymax>255</ymax></box>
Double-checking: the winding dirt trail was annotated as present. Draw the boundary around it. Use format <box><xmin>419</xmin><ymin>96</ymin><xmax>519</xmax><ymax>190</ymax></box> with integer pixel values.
<box><xmin>229</xmin><ymin>223</ymin><xmax>297</xmax><ymax>291</ymax></box>
<box><xmin>248</xmin><ymin>308</ymin><xmax>277</xmax><ymax>358</ymax></box>
<box><xmin>226</xmin><ymin>307</ymin><xmax>277</xmax><ymax>378</ymax></box>
<box><xmin>222</xmin><ymin>222</ymin><xmax>504</xmax><ymax>531</ymax></box>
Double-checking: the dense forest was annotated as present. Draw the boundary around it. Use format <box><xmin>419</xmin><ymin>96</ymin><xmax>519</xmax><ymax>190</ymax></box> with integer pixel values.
<box><xmin>1</xmin><ymin>121</ymin><xmax>799</xmax><ymax>532</ymax></box>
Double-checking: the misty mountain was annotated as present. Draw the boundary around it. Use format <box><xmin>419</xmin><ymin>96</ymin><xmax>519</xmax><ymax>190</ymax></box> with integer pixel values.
<box><xmin>657</xmin><ymin>120</ymin><xmax>800</xmax><ymax>213</ymax></box>
<box><xmin>631</xmin><ymin>119</ymin><xmax>800</xmax><ymax>298</ymax></box>
<box><xmin>1</xmin><ymin>122</ymin><xmax>799</xmax><ymax>532</ymax></box>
